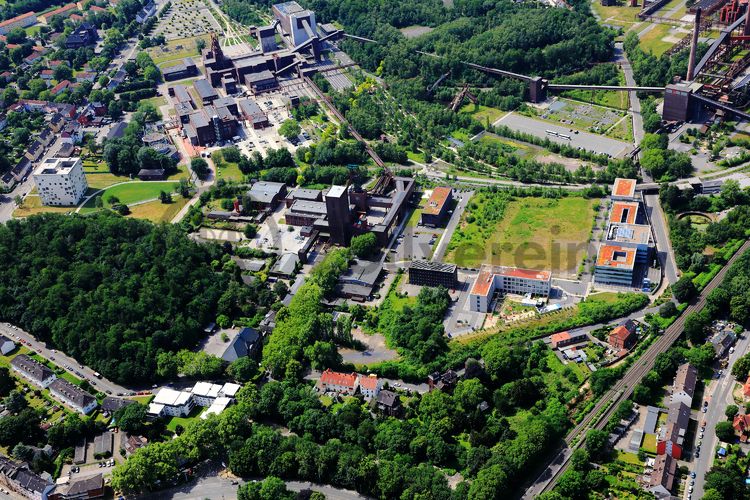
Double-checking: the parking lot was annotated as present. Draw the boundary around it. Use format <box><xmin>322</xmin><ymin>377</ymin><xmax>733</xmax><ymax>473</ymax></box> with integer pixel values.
<box><xmin>250</xmin><ymin>207</ymin><xmax>311</xmax><ymax>255</ymax></box>
<box><xmin>494</xmin><ymin>112</ymin><xmax>633</xmax><ymax>158</ymax></box>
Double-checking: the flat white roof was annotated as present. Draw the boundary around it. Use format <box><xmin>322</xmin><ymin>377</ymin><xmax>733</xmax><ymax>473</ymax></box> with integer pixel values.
<box><xmin>152</xmin><ymin>388</ymin><xmax>192</xmax><ymax>406</ymax></box>
<box><xmin>191</xmin><ymin>382</ymin><xmax>222</xmax><ymax>398</ymax></box>
<box><xmin>201</xmin><ymin>397</ymin><xmax>232</xmax><ymax>419</ymax></box>
<box><xmin>221</xmin><ymin>383</ymin><xmax>241</xmax><ymax>397</ymax></box>
<box><xmin>147</xmin><ymin>403</ymin><xmax>165</xmax><ymax>415</ymax></box>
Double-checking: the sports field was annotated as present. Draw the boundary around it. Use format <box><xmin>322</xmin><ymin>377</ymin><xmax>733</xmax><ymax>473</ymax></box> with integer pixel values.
<box><xmin>445</xmin><ymin>194</ymin><xmax>597</xmax><ymax>271</ymax></box>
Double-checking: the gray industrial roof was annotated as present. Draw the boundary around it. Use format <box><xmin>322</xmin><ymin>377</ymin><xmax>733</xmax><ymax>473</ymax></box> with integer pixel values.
<box><xmin>194</xmin><ymin>79</ymin><xmax>218</xmax><ymax>99</ymax></box>
<box><xmin>248</xmin><ymin>181</ymin><xmax>286</xmax><ymax>203</ymax></box>
<box><xmin>271</xmin><ymin>252</ymin><xmax>299</xmax><ymax>276</ymax></box>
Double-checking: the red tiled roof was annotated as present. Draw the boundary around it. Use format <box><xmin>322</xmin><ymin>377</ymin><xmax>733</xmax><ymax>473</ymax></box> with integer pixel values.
<box><xmin>423</xmin><ymin>187</ymin><xmax>451</xmax><ymax>216</ymax></box>
<box><xmin>359</xmin><ymin>375</ymin><xmax>379</xmax><ymax>390</ymax></box>
<box><xmin>41</xmin><ymin>3</ymin><xmax>77</xmax><ymax>19</ymax></box>
<box><xmin>744</xmin><ymin>377</ymin><xmax>750</xmax><ymax>397</ymax></box>
<box><xmin>320</xmin><ymin>369</ymin><xmax>357</xmax><ymax>388</ymax></box>
<box><xmin>91</xmin><ymin>5</ymin><xmax>106</xmax><ymax>11</ymax></box>
<box><xmin>609</xmin><ymin>325</ymin><xmax>634</xmax><ymax>343</ymax></box>
<box><xmin>550</xmin><ymin>332</ymin><xmax>570</xmax><ymax>345</ymax></box>
<box><xmin>51</xmin><ymin>80</ymin><xmax>71</xmax><ymax>95</ymax></box>
<box><xmin>0</xmin><ymin>11</ymin><xmax>37</xmax><ymax>28</ymax></box>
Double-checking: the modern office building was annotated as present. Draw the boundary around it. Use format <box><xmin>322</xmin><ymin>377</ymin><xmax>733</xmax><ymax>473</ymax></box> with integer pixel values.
<box><xmin>421</xmin><ymin>187</ymin><xmax>453</xmax><ymax>227</ymax></box>
<box><xmin>33</xmin><ymin>157</ymin><xmax>88</xmax><ymax>206</ymax></box>
<box><xmin>594</xmin><ymin>244</ymin><xmax>637</xmax><ymax>286</ymax></box>
<box><xmin>469</xmin><ymin>265</ymin><xmax>552</xmax><ymax>312</ymax></box>
<box><xmin>408</xmin><ymin>260</ymin><xmax>458</xmax><ymax>288</ymax></box>
<box><xmin>605</xmin><ymin>222</ymin><xmax>653</xmax><ymax>263</ymax></box>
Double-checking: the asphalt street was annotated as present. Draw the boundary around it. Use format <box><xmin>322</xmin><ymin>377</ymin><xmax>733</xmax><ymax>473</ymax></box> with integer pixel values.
<box><xmin>0</xmin><ymin>323</ymin><xmax>131</xmax><ymax>395</ymax></box>
<box><xmin>643</xmin><ymin>193</ymin><xmax>679</xmax><ymax>285</ymax></box>
<box><xmin>614</xmin><ymin>43</ymin><xmax>645</xmax><ymax>146</ymax></box>
<box><xmin>692</xmin><ymin>332</ymin><xmax>750</xmax><ymax>499</ymax></box>
<box><xmin>138</xmin><ymin>475</ymin><xmax>370</xmax><ymax>500</ymax></box>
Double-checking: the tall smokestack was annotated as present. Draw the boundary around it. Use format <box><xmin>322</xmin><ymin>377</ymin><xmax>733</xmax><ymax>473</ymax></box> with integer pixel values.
<box><xmin>744</xmin><ymin>4</ymin><xmax>750</xmax><ymax>35</ymax></box>
<box><xmin>687</xmin><ymin>8</ymin><xmax>701</xmax><ymax>81</ymax></box>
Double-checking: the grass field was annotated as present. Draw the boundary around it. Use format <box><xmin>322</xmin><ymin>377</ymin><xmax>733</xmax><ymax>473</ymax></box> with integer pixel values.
<box><xmin>127</xmin><ymin>197</ymin><xmax>190</xmax><ymax>223</ymax></box>
<box><xmin>591</xmin><ymin>0</ymin><xmax>642</xmax><ymax>30</ymax></box>
<box><xmin>213</xmin><ymin>151</ymin><xmax>244</xmax><ymax>181</ymax></box>
<box><xmin>459</xmin><ymin>104</ymin><xmax>507</xmax><ymax>126</ymax></box>
<box><xmin>12</xmin><ymin>196</ymin><xmax>76</xmax><ymax>218</ymax></box>
<box><xmin>640</xmin><ymin>24</ymin><xmax>675</xmax><ymax>56</ymax></box>
<box><xmin>86</xmin><ymin>173</ymin><xmax>129</xmax><ymax>189</ymax></box>
<box><xmin>446</xmin><ymin>194</ymin><xmax>597</xmax><ymax>271</ymax></box>
<box><xmin>147</xmin><ymin>35</ymin><xmax>210</xmax><ymax>65</ymax></box>
<box><xmin>81</xmin><ymin>181</ymin><xmax>181</xmax><ymax>212</ymax></box>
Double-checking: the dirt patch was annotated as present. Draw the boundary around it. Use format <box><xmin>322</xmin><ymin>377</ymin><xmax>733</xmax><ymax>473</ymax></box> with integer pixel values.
<box><xmin>399</xmin><ymin>25</ymin><xmax>434</xmax><ymax>39</ymax></box>
<box><xmin>339</xmin><ymin>330</ymin><xmax>399</xmax><ymax>365</ymax></box>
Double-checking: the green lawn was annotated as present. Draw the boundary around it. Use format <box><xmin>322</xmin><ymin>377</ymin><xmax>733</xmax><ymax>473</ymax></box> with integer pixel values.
<box><xmin>641</xmin><ymin>433</ymin><xmax>657</xmax><ymax>454</ymax></box>
<box><xmin>213</xmin><ymin>151</ymin><xmax>244</xmax><ymax>181</ymax></box>
<box><xmin>459</xmin><ymin>104</ymin><xmax>507</xmax><ymax>126</ymax></box>
<box><xmin>166</xmin><ymin>406</ymin><xmax>205</xmax><ymax>432</ymax></box>
<box><xmin>640</xmin><ymin>24</ymin><xmax>675</xmax><ymax>56</ymax></box>
<box><xmin>131</xmin><ymin>395</ymin><xmax>154</xmax><ymax>405</ymax></box>
<box><xmin>81</xmin><ymin>181</ymin><xmax>181</xmax><ymax>212</ymax></box>
<box><xmin>446</xmin><ymin>194</ymin><xmax>597</xmax><ymax>271</ymax></box>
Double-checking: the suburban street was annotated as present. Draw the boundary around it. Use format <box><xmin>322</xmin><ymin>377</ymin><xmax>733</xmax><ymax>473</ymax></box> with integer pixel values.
<box><xmin>692</xmin><ymin>331</ymin><xmax>750</xmax><ymax>498</ymax></box>
<box><xmin>0</xmin><ymin>323</ymin><xmax>131</xmax><ymax>395</ymax></box>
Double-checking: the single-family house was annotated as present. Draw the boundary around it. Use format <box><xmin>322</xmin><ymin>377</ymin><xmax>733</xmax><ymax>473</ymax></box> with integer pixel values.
<box><xmin>0</xmin><ymin>334</ymin><xmax>16</xmax><ymax>355</ymax></box>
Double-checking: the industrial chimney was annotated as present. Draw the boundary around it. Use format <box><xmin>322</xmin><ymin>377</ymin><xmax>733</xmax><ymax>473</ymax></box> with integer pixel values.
<box><xmin>687</xmin><ymin>8</ymin><xmax>701</xmax><ymax>81</ymax></box>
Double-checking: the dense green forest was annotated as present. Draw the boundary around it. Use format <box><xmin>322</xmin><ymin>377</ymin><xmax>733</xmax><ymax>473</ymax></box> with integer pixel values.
<box><xmin>0</xmin><ymin>214</ymin><xmax>228</xmax><ymax>382</ymax></box>
<box><xmin>310</xmin><ymin>0</ymin><xmax>612</xmax><ymax>83</ymax></box>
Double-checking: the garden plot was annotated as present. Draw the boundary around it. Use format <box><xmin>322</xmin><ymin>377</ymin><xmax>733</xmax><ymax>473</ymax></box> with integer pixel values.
<box><xmin>154</xmin><ymin>0</ymin><xmax>222</xmax><ymax>41</ymax></box>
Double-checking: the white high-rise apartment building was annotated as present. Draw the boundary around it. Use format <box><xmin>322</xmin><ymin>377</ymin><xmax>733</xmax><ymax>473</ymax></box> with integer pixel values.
<box><xmin>33</xmin><ymin>157</ymin><xmax>88</xmax><ymax>206</ymax></box>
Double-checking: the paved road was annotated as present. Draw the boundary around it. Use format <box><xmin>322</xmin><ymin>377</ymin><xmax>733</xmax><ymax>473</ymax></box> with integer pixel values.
<box><xmin>615</xmin><ymin>43</ymin><xmax>645</xmax><ymax>146</ymax></box>
<box><xmin>524</xmin><ymin>239</ymin><xmax>750</xmax><ymax>498</ymax></box>
<box><xmin>643</xmin><ymin>193</ymin><xmax>679</xmax><ymax>285</ymax></box>
<box><xmin>431</xmin><ymin>190</ymin><xmax>472</xmax><ymax>262</ymax></box>
<box><xmin>138</xmin><ymin>475</ymin><xmax>370</xmax><ymax>500</ymax></box>
<box><xmin>692</xmin><ymin>332</ymin><xmax>750</xmax><ymax>498</ymax></box>
<box><xmin>0</xmin><ymin>323</ymin><xmax>131</xmax><ymax>395</ymax></box>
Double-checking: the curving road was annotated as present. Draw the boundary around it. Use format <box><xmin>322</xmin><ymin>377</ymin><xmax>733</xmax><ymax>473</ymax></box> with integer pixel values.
<box><xmin>524</xmin><ymin>239</ymin><xmax>750</xmax><ymax>498</ymax></box>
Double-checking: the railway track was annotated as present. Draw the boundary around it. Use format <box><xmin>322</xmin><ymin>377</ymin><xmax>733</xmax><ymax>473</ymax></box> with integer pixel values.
<box><xmin>530</xmin><ymin>239</ymin><xmax>750</xmax><ymax>497</ymax></box>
